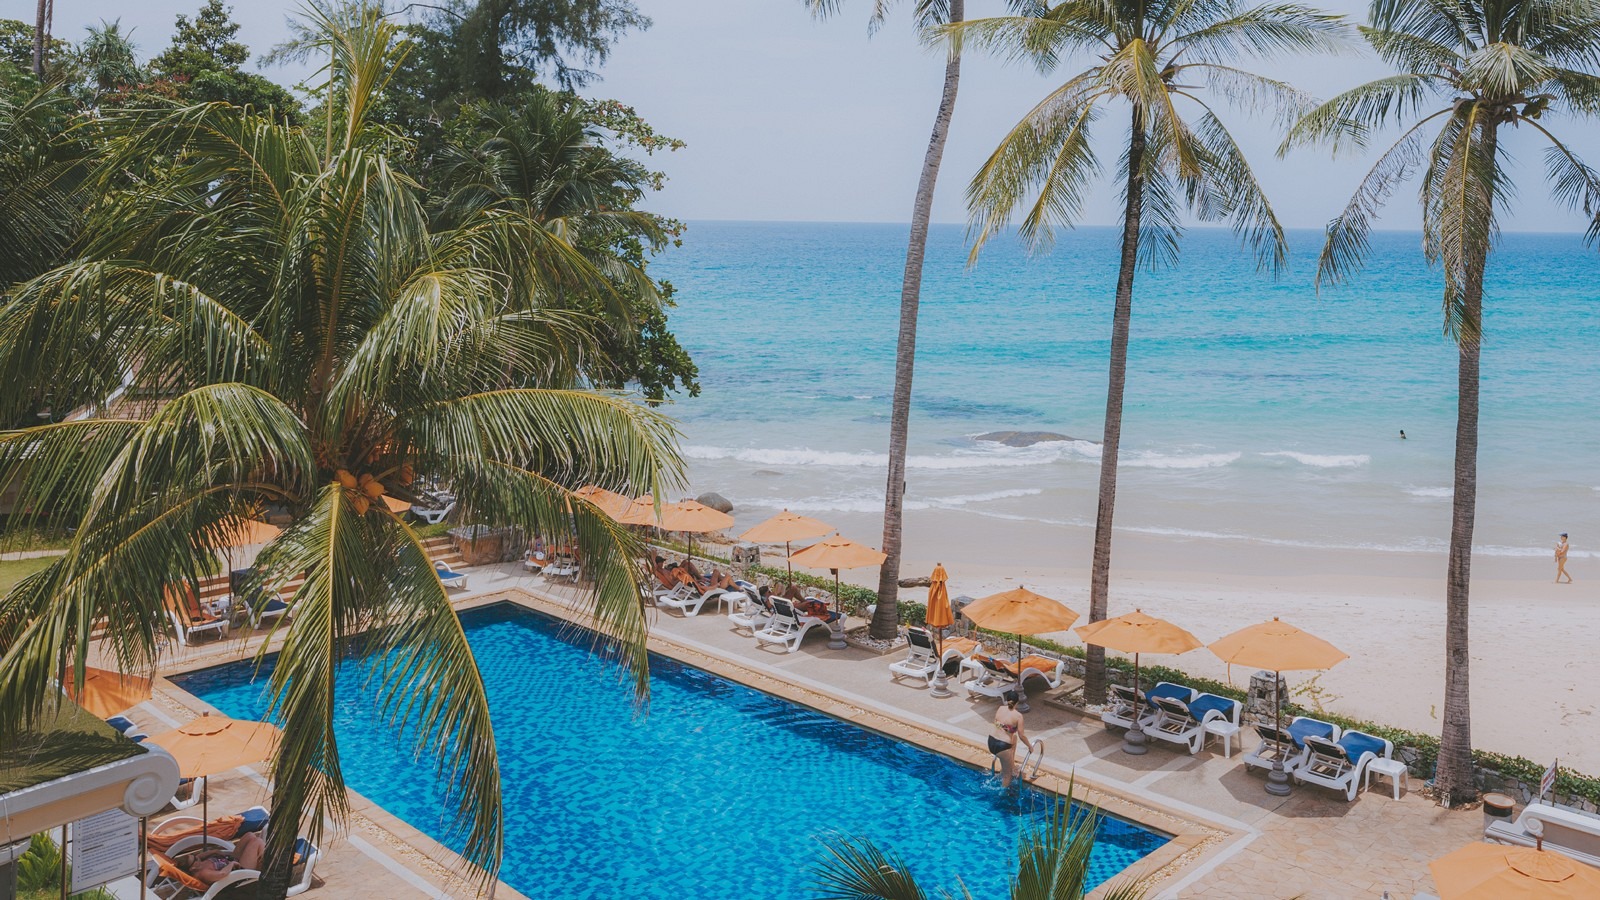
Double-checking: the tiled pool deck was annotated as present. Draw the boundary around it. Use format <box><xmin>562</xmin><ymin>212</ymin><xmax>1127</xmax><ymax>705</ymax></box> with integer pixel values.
<box><xmin>139</xmin><ymin>563</ymin><xmax>1484</xmax><ymax>898</ymax></box>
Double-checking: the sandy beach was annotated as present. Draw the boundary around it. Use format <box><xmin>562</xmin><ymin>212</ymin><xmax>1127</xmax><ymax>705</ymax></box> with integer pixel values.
<box><xmin>723</xmin><ymin>503</ymin><xmax>1600</xmax><ymax>775</ymax></box>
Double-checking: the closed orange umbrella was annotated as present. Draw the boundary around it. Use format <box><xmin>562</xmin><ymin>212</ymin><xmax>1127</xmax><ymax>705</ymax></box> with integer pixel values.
<box><xmin>740</xmin><ymin>510</ymin><xmax>834</xmax><ymax>585</ymax></box>
<box><xmin>926</xmin><ymin>564</ymin><xmax>956</xmax><ymax>698</ymax></box>
<box><xmin>1430</xmin><ymin>843</ymin><xmax>1600</xmax><ymax>899</ymax></box>
<box><xmin>963</xmin><ymin>586</ymin><xmax>1078</xmax><ymax>710</ymax></box>
<box><xmin>1076</xmin><ymin>610</ymin><xmax>1202</xmax><ymax>754</ymax></box>
<box><xmin>1209</xmin><ymin>618</ymin><xmax>1347</xmax><ymax>795</ymax></box>
<box><xmin>66</xmin><ymin>667</ymin><xmax>152</xmax><ymax>718</ymax></box>
<box><xmin>145</xmin><ymin>713</ymin><xmax>279</xmax><ymax>842</ymax></box>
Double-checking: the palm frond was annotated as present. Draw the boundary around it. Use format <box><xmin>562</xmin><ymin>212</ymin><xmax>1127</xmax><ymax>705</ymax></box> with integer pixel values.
<box><xmin>1173</xmin><ymin>2</ymin><xmax>1350</xmax><ymax>63</ymax></box>
<box><xmin>1315</xmin><ymin>113</ymin><xmax>1446</xmax><ymax>288</ymax></box>
<box><xmin>1531</xmin><ymin>121</ymin><xmax>1600</xmax><ymax>245</ymax></box>
<box><xmin>1280</xmin><ymin>73</ymin><xmax>1445</xmax><ymax>156</ymax></box>
<box><xmin>810</xmin><ymin>834</ymin><xmax>930</xmax><ymax>900</ymax></box>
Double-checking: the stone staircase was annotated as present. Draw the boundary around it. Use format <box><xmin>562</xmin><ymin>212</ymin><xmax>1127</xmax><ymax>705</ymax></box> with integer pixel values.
<box><xmin>422</xmin><ymin>536</ymin><xmax>466</xmax><ymax>570</ymax></box>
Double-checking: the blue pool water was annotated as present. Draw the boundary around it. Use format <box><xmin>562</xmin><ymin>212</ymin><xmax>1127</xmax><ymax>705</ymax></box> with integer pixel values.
<box><xmin>173</xmin><ymin>603</ymin><xmax>1168</xmax><ymax>897</ymax></box>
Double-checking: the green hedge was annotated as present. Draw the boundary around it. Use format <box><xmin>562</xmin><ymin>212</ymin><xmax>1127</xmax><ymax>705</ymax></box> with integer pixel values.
<box><xmin>669</xmin><ymin>540</ymin><xmax>1600</xmax><ymax>805</ymax></box>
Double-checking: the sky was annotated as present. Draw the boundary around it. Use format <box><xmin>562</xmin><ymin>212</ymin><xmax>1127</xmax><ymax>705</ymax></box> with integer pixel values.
<box><xmin>40</xmin><ymin>0</ymin><xmax>1600</xmax><ymax>232</ymax></box>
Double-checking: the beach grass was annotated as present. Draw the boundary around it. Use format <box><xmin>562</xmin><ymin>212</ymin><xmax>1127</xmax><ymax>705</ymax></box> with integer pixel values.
<box><xmin>0</xmin><ymin>557</ymin><xmax>54</xmax><ymax>594</ymax></box>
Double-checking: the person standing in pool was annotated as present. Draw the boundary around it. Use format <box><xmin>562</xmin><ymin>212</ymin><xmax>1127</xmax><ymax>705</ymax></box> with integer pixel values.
<box><xmin>1556</xmin><ymin>533</ymin><xmax>1574</xmax><ymax>583</ymax></box>
<box><xmin>988</xmin><ymin>692</ymin><xmax>1033</xmax><ymax>788</ymax></box>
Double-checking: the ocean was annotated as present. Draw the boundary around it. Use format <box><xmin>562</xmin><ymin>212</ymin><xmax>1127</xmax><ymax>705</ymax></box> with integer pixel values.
<box><xmin>648</xmin><ymin>221</ymin><xmax>1599</xmax><ymax>565</ymax></box>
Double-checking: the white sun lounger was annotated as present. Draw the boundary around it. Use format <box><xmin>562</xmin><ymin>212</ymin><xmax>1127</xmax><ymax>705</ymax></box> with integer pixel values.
<box><xmin>1486</xmin><ymin>803</ymin><xmax>1600</xmax><ymax>867</ymax></box>
<box><xmin>1243</xmin><ymin>716</ymin><xmax>1340</xmax><ymax>776</ymax></box>
<box><xmin>434</xmin><ymin>561</ymin><xmax>469</xmax><ymax>590</ymax></box>
<box><xmin>964</xmin><ymin>655</ymin><xmax>1067</xmax><ymax>699</ymax></box>
<box><xmin>726</xmin><ymin>581</ymin><xmax>770</xmax><ymax>632</ymax></box>
<box><xmin>753</xmin><ymin>598</ymin><xmax>834</xmax><ymax>653</ymax></box>
<box><xmin>657</xmin><ymin>586</ymin><xmax>728</xmax><ymax>617</ymax></box>
<box><xmin>888</xmin><ymin>627</ymin><xmax>945</xmax><ymax>685</ymax></box>
<box><xmin>1294</xmin><ymin>730</ymin><xmax>1392</xmax><ymax>801</ymax></box>
<box><xmin>1145</xmin><ymin>693</ymin><xmax>1241</xmax><ymax>755</ymax></box>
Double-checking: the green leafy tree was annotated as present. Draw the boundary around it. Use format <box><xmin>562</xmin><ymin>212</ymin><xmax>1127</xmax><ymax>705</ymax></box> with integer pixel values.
<box><xmin>0</xmin><ymin>6</ymin><xmax>682</xmax><ymax>900</ymax></box>
<box><xmin>1283</xmin><ymin>0</ymin><xmax>1600</xmax><ymax>806</ymax></box>
<box><xmin>151</xmin><ymin>0</ymin><xmax>303</xmax><ymax>122</ymax></box>
<box><xmin>811</xmin><ymin>798</ymin><xmax>1147</xmax><ymax>899</ymax></box>
<box><xmin>440</xmin><ymin>0</ymin><xmax>650</xmax><ymax>93</ymax></box>
<box><xmin>948</xmin><ymin>0</ymin><xmax>1344</xmax><ymax>702</ymax></box>
<box><xmin>69</xmin><ymin>20</ymin><xmax>141</xmax><ymax>100</ymax></box>
<box><xmin>429</xmin><ymin>91</ymin><xmax>697</xmax><ymax>399</ymax></box>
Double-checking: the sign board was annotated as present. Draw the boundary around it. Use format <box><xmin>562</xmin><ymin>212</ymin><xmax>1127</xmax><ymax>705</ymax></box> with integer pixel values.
<box><xmin>69</xmin><ymin>808</ymin><xmax>140</xmax><ymax>892</ymax></box>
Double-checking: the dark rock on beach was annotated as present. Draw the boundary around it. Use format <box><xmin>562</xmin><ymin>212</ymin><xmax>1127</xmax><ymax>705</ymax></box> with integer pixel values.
<box><xmin>696</xmin><ymin>491</ymin><xmax>734</xmax><ymax>513</ymax></box>
<box><xmin>898</xmin><ymin>575</ymin><xmax>932</xmax><ymax>588</ymax></box>
<box><xmin>974</xmin><ymin>430</ymin><xmax>1087</xmax><ymax>448</ymax></box>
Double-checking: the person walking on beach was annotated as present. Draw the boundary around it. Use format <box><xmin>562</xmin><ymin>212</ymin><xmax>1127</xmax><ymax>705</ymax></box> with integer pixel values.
<box><xmin>1556</xmin><ymin>533</ymin><xmax>1574</xmax><ymax>583</ymax></box>
<box><xmin>988</xmin><ymin>692</ymin><xmax>1033</xmax><ymax>788</ymax></box>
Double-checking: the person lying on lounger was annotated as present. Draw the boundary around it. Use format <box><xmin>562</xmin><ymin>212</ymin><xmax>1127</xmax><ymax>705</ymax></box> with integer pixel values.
<box><xmin>794</xmin><ymin>597</ymin><xmax>841</xmax><ymax>622</ymax></box>
<box><xmin>184</xmin><ymin>831</ymin><xmax>264</xmax><ymax>885</ymax></box>
<box><xmin>677</xmin><ymin>560</ymin><xmax>736</xmax><ymax>591</ymax></box>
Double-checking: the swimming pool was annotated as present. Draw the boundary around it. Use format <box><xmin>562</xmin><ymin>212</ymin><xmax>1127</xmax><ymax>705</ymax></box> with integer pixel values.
<box><xmin>173</xmin><ymin>602</ymin><xmax>1168</xmax><ymax>897</ymax></box>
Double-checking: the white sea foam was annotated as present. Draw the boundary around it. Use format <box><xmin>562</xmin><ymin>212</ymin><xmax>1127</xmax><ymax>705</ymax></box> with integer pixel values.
<box><xmin>755</xmin><ymin>488</ymin><xmax>1044</xmax><ymax>515</ymax></box>
<box><xmin>1261</xmin><ymin>451</ymin><xmax>1371</xmax><ymax>468</ymax></box>
<box><xmin>1405</xmin><ymin>486</ymin><xmax>1454</xmax><ymax>498</ymax></box>
<box><xmin>683</xmin><ymin>442</ymin><xmax>1092</xmax><ymax>471</ymax></box>
<box><xmin>1122</xmin><ymin>451</ymin><xmax>1241</xmax><ymax>469</ymax></box>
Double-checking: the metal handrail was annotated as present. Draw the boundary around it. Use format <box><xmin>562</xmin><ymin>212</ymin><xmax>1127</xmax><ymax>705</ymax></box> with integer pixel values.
<box><xmin>991</xmin><ymin>739</ymin><xmax>1047</xmax><ymax>781</ymax></box>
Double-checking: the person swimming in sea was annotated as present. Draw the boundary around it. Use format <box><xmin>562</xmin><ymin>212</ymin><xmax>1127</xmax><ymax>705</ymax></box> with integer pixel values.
<box><xmin>988</xmin><ymin>692</ymin><xmax>1033</xmax><ymax>788</ymax></box>
<box><xmin>1399</xmin><ymin>430</ymin><xmax>1406</xmax><ymax>440</ymax></box>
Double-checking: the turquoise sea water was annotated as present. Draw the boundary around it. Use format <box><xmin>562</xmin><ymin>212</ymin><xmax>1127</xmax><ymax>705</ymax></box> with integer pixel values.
<box><xmin>173</xmin><ymin>603</ymin><xmax>1168</xmax><ymax>897</ymax></box>
<box><xmin>652</xmin><ymin>222</ymin><xmax>1600</xmax><ymax>560</ymax></box>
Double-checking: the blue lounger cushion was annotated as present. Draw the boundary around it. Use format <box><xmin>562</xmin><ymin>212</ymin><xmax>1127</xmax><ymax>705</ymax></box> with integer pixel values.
<box><xmin>1338</xmin><ymin>731</ymin><xmax>1387</xmax><ymax>761</ymax></box>
<box><xmin>1147</xmin><ymin>682</ymin><xmax>1193</xmax><ymax>704</ymax></box>
<box><xmin>1188</xmin><ymin>694</ymin><xmax>1236</xmax><ymax>722</ymax></box>
<box><xmin>1288</xmin><ymin>718</ymin><xmax>1336</xmax><ymax>747</ymax></box>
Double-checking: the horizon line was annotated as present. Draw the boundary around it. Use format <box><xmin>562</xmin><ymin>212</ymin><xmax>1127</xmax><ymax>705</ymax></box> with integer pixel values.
<box><xmin>669</xmin><ymin>217</ymin><xmax>1597</xmax><ymax>238</ymax></box>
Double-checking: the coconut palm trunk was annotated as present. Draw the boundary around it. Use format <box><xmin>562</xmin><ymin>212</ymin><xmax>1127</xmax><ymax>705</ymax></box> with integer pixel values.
<box><xmin>33</xmin><ymin>0</ymin><xmax>50</xmax><ymax>78</ymax></box>
<box><xmin>1083</xmin><ymin>109</ymin><xmax>1145</xmax><ymax>703</ymax></box>
<box><xmin>872</xmin><ymin>0</ymin><xmax>964</xmax><ymax>641</ymax></box>
<box><xmin>1438</xmin><ymin>121</ymin><xmax>1496</xmax><ymax>807</ymax></box>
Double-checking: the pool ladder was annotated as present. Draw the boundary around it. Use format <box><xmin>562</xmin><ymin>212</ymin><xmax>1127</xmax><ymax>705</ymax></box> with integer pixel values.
<box><xmin>992</xmin><ymin>740</ymin><xmax>1046</xmax><ymax>782</ymax></box>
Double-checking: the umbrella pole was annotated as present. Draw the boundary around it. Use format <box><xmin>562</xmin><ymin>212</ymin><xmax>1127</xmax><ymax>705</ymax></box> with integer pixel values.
<box><xmin>1265</xmin><ymin>668</ymin><xmax>1293</xmax><ymax>796</ymax></box>
<box><xmin>1123</xmin><ymin>652</ymin><xmax>1148</xmax><ymax>755</ymax></box>
<box><xmin>930</xmin><ymin>624</ymin><xmax>952</xmax><ymax>698</ymax></box>
<box><xmin>1014</xmin><ymin>633</ymin><xmax>1031</xmax><ymax>713</ymax></box>
<box><xmin>785</xmin><ymin>541</ymin><xmax>793</xmax><ymax>587</ymax></box>
<box><xmin>139</xmin><ymin>816</ymin><xmax>147</xmax><ymax>900</ymax></box>
<box><xmin>827</xmin><ymin>568</ymin><xmax>847</xmax><ymax>650</ymax></box>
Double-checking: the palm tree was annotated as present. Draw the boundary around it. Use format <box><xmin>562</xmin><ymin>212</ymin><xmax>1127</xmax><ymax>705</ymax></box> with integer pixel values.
<box><xmin>948</xmin><ymin>0</ymin><xmax>1343</xmax><ymax>701</ymax></box>
<box><xmin>0</xmin><ymin>4</ymin><xmax>681</xmax><ymax>897</ymax></box>
<box><xmin>807</xmin><ymin>0</ymin><xmax>1033</xmax><ymax>640</ymax></box>
<box><xmin>811</xmin><ymin>797</ymin><xmax>1147</xmax><ymax>899</ymax></box>
<box><xmin>1283</xmin><ymin>0</ymin><xmax>1600</xmax><ymax>806</ymax></box>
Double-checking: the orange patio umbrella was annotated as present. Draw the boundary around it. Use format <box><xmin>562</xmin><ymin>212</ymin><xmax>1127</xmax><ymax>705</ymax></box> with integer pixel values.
<box><xmin>145</xmin><ymin>712</ymin><xmax>279</xmax><ymax>842</ymax></box>
<box><xmin>740</xmin><ymin>510</ymin><xmax>834</xmax><ymax>584</ymax></box>
<box><xmin>66</xmin><ymin>666</ymin><xmax>152</xmax><ymax>718</ymax></box>
<box><xmin>614</xmin><ymin>495</ymin><xmax>661</xmax><ymax>526</ymax></box>
<box><xmin>962</xmin><ymin>586</ymin><xmax>1079</xmax><ymax>710</ymax></box>
<box><xmin>788</xmin><ymin>535</ymin><xmax>886</xmax><ymax>650</ymax></box>
<box><xmin>1430</xmin><ymin>843</ymin><xmax>1600</xmax><ymax>899</ymax></box>
<box><xmin>1076</xmin><ymin>610</ymin><xmax>1203</xmax><ymax>754</ymax></box>
<box><xmin>925</xmin><ymin>564</ymin><xmax>956</xmax><ymax>697</ymax></box>
<box><xmin>657</xmin><ymin>500</ymin><xmax>735</xmax><ymax>562</ymax></box>
<box><xmin>573</xmin><ymin>485</ymin><xmax>632</xmax><ymax>519</ymax></box>
<box><xmin>1210</xmin><ymin>618</ymin><xmax>1347</xmax><ymax>796</ymax></box>
<box><xmin>382</xmin><ymin>495</ymin><xmax>412</xmax><ymax>514</ymax></box>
